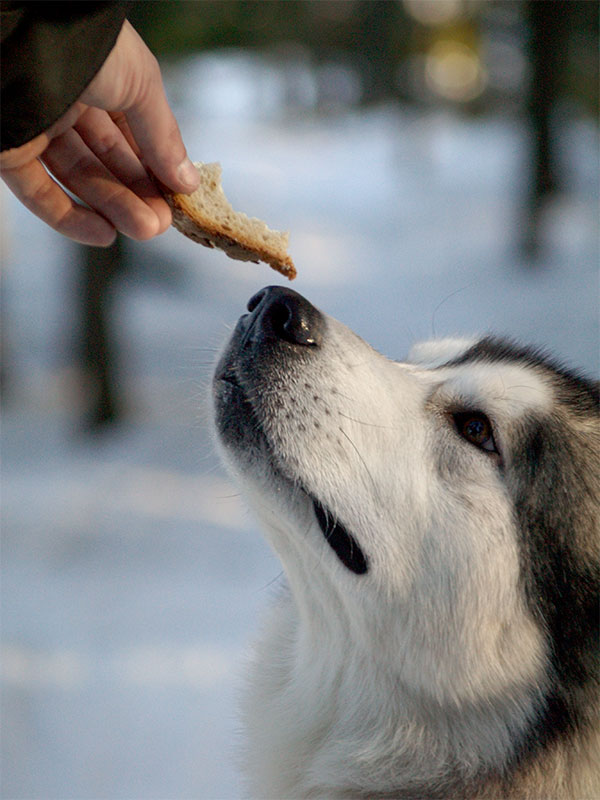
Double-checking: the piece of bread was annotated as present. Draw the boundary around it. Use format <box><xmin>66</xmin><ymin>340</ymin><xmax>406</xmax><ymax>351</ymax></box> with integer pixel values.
<box><xmin>163</xmin><ymin>162</ymin><xmax>296</xmax><ymax>280</ymax></box>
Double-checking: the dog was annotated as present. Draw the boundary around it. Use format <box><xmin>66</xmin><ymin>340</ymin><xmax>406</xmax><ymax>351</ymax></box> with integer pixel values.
<box><xmin>212</xmin><ymin>286</ymin><xmax>599</xmax><ymax>799</ymax></box>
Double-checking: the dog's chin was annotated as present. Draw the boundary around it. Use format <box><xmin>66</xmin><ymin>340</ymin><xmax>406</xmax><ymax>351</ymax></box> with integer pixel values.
<box><xmin>213</xmin><ymin>361</ymin><xmax>275</xmax><ymax>469</ymax></box>
<box><xmin>213</xmin><ymin>366</ymin><xmax>369</xmax><ymax>577</ymax></box>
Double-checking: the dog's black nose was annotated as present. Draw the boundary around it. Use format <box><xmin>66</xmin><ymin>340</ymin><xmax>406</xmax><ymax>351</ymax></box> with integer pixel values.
<box><xmin>247</xmin><ymin>286</ymin><xmax>324</xmax><ymax>347</ymax></box>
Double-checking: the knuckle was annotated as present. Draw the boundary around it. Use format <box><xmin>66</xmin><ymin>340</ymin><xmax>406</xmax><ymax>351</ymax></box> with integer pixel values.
<box><xmin>26</xmin><ymin>173</ymin><xmax>57</xmax><ymax>205</ymax></box>
<box><xmin>91</xmin><ymin>131</ymin><xmax>122</xmax><ymax>159</ymax></box>
<box><xmin>102</xmin><ymin>187</ymin><xmax>159</xmax><ymax>240</ymax></box>
<box><xmin>145</xmin><ymin>51</ymin><xmax>161</xmax><ymax>81</ymax></box>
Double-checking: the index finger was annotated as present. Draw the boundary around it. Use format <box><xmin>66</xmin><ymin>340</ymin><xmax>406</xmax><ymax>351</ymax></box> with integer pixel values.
<box><xmin>124</xmin><ymin>67</ymin><xmax>200</xmax><ymax>194</ymax></box>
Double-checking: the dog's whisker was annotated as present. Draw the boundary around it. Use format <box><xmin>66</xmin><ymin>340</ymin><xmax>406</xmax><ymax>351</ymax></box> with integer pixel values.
<box><xmin>258</xmin><ymin>571</ymin><xmax>285</xmax><ymax>593</ymax></box>
<box><xmin>430</xmin><ymin>283</ymin><xmax>474</xmax><ymax>338</ymax></box>
<box><xmin>338</xmin><ymin>411</ymin><xmax>398</xmax><ymax>430</ymax></box>
<box><xmin>331</xmin><ymin>390</ymin><xmax>354</xmax><ymax>403</ymax></box>
<box><xmin>337</xmin><ymin>427</ymin><xmax>382</xmax><ymax>510</ymax></box>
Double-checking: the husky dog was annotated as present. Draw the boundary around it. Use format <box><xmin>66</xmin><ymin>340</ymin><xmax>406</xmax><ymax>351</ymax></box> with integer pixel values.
<box><xmin>212</xmin><ymin>286</ymin><xmax>599</xmax><ymax>799</ymax></box>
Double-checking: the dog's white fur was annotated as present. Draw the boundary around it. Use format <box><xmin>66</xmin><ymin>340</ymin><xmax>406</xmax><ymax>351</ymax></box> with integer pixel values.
<box><xmin>213</xmin><ymin>298</ymin><xmax>599</xmax><ymax>799</ymax></box>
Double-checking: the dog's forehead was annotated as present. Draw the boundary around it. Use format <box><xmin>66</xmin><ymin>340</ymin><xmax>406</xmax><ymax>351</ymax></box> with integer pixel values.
<box><xmin>407</xmin><ymin>337</ymin><xmax>478</xmax><ymax>368</ymax></box>
<box><xmin>405</xmin><ymin>337</ymin><xmax>553</xmax><ymax>416</ymax></box>
<box><xmin>435</xmin><ymin>361</ymin><xmax>552</xmax><ymax>415</ymax></box>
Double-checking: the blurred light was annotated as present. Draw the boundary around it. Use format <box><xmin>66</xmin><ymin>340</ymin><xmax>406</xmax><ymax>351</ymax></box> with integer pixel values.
<box><xmin>425</xmin><ymin>41</ymin><xmax>487</xmax><ymax>103</ymax></box>
<box><xmin>117</xmin><ymin>645</ymin><xmax>233</xmax><ymax>689</ymax></box>
<box><xmin>115</xmin><ymin>468</ymin><xmax>246</xmax><ymax>528</ymax></box>
<box><xmin>403</xmin><ymin>0</ymin><xmax>464</xmax><ymax>26</ymax></box>
<box><xmin>2</xmin><ymin>645</ymin><xmax>87</xmax><ymax>688</ymax></box>
<box><xmin>1</xmin><ymin>644</ymin><xmax>236</xmax><ymax>689</ymax></box>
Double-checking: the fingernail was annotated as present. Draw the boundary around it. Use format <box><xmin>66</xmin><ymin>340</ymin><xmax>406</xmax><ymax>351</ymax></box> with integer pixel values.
<box><xmin>177</xmin><ymin>158</ymin><xmax>200</xmax><ymax>191</ymax></box>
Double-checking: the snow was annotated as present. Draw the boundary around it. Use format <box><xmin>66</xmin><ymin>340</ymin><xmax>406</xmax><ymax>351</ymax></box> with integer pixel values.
<box><xmin>1</xmin><ymin>51</ymin><xmax>598</xmax><ymax>799</ymax></box>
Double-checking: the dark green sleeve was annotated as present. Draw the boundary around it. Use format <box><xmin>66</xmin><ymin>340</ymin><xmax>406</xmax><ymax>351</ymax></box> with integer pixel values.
<box><xmin>1</xmin><ymin>2</ymin><xmax>129</xmax><ymax>152</ymax></box>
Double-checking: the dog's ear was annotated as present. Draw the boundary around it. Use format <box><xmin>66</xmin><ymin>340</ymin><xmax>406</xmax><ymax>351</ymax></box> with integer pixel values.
<box><xmin>407</xmin><ymin>338</ymin><xmax>477</xmax><ymax>369</ymax></box>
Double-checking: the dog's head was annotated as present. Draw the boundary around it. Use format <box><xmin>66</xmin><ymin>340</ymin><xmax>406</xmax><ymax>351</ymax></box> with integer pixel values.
<box><xmin>212</xmin><ymin>286</ymin><xmax>599</xmax><ymax>713</ymax></box>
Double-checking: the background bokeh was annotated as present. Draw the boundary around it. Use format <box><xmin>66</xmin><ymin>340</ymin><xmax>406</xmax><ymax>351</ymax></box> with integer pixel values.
<box><xmin>2</xmin><ymin>2</ymin><xmax>598</xmax><ymax>798</ymax></box>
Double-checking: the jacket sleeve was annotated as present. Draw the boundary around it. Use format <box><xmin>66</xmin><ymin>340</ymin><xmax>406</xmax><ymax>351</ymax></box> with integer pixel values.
<box><xmin>1</xmin><ymin>1</ymin><xmax>129</xmax><ymax>152</ymax></box>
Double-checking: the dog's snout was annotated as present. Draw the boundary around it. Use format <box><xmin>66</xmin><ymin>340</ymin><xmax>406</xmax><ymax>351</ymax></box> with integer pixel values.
<box><xmin>247</xmin><ymin>286</ymin><xmax>324</xmax><ymax>347</ymax></box>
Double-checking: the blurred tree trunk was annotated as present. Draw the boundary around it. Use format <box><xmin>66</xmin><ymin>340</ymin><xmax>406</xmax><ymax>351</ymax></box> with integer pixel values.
<box><xmin>79</xmin><ymin>237</ymin><xmax>125</xmax><ymax>429</ymax></box>
<box><xmin>527</xmin><ymin>0</ymin><xmax>566</xmax><ymax>203</ymax></box>
<box><xmin>357</xmin><ymin>0</ymin><xmax>400</xmax><ymax>103</ymax></box>
<box><xmin>523</xmin><ymin>0</ymin><xmax>569</xmax><ymax>256</ymax></box>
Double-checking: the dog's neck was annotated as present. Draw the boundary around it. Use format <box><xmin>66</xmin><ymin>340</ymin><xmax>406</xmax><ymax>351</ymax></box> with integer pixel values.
<box><xmin>243</xmin><ymin>571</ymin><xmax>542</xmax><ymax>800</ymax></box>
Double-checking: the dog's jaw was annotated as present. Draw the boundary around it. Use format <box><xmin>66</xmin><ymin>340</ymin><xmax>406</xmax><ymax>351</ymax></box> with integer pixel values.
<box><xmin>214</xmin><ymin>367</ymin><xmax>369</xmax><ymax>577</ymax></box>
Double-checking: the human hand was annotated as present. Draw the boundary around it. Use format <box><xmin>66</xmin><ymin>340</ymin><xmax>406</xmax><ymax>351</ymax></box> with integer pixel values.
<box><xmin>0</xmin><ymin>20</ymin><xmax>200</xmax><ymax>246</ymax></box>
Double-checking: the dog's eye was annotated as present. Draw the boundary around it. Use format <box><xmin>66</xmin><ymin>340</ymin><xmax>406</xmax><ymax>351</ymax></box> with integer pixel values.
<box><xmin>452</xmin><ymin>411</ymin><xmax>498</xmax><ymax>454</ymax></box>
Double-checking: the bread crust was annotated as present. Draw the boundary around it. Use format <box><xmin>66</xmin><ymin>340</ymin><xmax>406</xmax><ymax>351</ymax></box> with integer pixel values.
<box><xmin>163</xmin><ymin>175</ymin><xmax>296</xmax><ymax>281</ymax></box>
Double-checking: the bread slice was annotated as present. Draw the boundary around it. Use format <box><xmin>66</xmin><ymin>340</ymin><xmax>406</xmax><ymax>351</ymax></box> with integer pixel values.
<box><xmin>163</xmin><ymin>162</ymin><xmax>296</xmax><ymax>280</ymax></box>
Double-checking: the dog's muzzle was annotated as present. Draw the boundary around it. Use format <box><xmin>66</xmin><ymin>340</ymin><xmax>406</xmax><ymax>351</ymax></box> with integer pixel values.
<box><xmin>215</xmin><ymin>286</ymin><xmax>369</xmax><ymax>576</ymax></box>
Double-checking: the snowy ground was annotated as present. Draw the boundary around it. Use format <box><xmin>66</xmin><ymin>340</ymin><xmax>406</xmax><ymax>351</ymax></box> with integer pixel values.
<box><xmin>1</xmin><ymin>51</ymin><xmax>598</xmax><ymax>800</ymax></box>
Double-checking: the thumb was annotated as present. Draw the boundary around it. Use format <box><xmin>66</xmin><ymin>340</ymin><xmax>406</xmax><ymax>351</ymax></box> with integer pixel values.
<box><xmin>83</xmin><ymin>21</ymin><xmax>199</xmax><ymax>194</ymax></box>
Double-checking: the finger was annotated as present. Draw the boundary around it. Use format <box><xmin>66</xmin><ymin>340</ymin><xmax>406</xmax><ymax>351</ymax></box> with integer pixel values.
<box><xmin>42</xmin><ymin>127</ymin><xmax>163</xmax><ymax>241</ymax></box>
<box><xmin>75</xmin><ymin>107</ymin><xmax>171</xmax><ymax>233</ymax></box>
<box><xmin>1</xmin><ymin>158</ymin><xmax>116</xmax><ymax>247</ymax></box>
<box><xmin>114</xmin><ymin>25</ymin><xmax>199</xmax><ymax>193</ymax></box>
<box><xmin>125</xmin><ymin>71</ymin><xmax>200</xmax><ymax>194</ymax></box>
<box><xmin>109</xmin><ymin>111</ymin><xmax>140</xmax><ymax>157</ymax></box>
